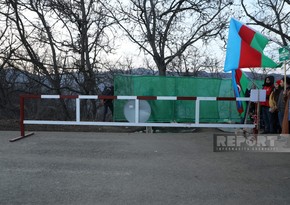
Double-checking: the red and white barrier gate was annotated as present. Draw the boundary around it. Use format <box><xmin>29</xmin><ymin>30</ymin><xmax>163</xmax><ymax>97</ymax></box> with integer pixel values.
<box><xmin>10</xmin><ymin>94</ymin><xmax>255</xmax><ymax>142</ymax></box>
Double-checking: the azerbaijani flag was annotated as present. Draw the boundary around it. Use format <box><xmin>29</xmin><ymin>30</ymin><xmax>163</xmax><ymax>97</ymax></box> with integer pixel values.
<box><xmin>224</xmin><ymin>18</ymin><xmax>281</xmax><ymax>113</ymax></box>
<box><xmin>232</xmin><ymin>68</ymin><xmax>252</xmax><ymax>113</ymax></box>
<box><xmin>224</xmin><ymin>18</ymin><xmax>280</xmax><ymax>72</ymax></box>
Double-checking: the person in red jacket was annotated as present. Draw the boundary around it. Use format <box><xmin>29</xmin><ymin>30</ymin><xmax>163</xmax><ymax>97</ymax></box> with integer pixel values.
<box><xmin>260</xmin><ymin>76</ymin><xmax>274</xmax><ymax>133</ymax></box>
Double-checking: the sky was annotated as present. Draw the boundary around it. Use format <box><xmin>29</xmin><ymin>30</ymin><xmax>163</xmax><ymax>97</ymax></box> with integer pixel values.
<box><xmin>107</xmin><ymin>24</ymin><xmax>287</xmax><ymax>76</ymax></box>
<box><xmin>17</xmin><ymin>0</ymin><xmax>289</xmax><ymax>76</ymax></box>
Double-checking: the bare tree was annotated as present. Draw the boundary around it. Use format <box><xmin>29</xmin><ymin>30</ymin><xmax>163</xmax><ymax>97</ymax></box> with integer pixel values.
<box><xmin>48</xmin><ymin>0</ymin><xmax>116</xmax><ymax>93</ymax></box>
<box><xmin>1</xmin><ymin>0</ymin><xmax>116</xmax><ymax>120</ymax></box>
<box><xmin>47</xmin><ymin>0</ymin><xmax>117</xmax><ymax>119</ymax></box>
<box><xmin>106</xmin><ymin>0</ymin><xmax>233</xmax><ymax>76</ymax></box>
<box><xmin>202</xmin><ymin>57</ymin><xmax>223</xmax><ymax>78</ymax></box>
<box><xmin>0</xmin><ymin>1</ymin><xmax>21</xmax><ymax>118</ymax></box>
<box><xmin>4</xmin><ymin>0</ymin><xmax>77</xmax><ymax>119</ymax></box>
<box><xmin>241</xmin><ymin>0</ymin><xmax>290</xmax><ymax>46</ymax></box>
<box><xmin>167</xmin><ymin>46</ymin><xmax>209</xmax><ymax>76</ymax></box>
<box><xmin>240</xmin><ymin>0</ymin><xmax>290</xmax><ymax>75</ymax></box>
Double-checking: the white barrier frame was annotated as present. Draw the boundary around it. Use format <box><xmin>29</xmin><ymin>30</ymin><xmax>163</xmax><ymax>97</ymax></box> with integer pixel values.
<box><xmin>25</xmin><ymin>96</ymin><xmax>253</xmax><ymax>128</ymax></box>
<box><xmin>10</xmin><ymin>95</ymin><xmax>255</xmax><ymax>142</ymax></box>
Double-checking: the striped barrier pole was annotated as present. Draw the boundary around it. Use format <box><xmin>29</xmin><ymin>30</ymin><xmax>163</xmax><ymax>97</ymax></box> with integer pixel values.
<box><xmin>10</xmin><ymin>94</ymin><xmax>255</xmax><ymax>142</ymax></box>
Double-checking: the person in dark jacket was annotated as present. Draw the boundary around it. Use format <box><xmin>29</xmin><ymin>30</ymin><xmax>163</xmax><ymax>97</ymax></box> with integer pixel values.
<box><xmin>281</xmin><ymin>77</ymin><xmax>290</xmax><ymax>134</ymax></box>
<box><xmin>277</xmin><ymin>77</ymin><xmax>290</xmax><ymax>131</ymax></box>
<box><xmin>269</xmin><ymin>80</ymin><xmax>282</xmax><ymax>133</ymax></box>
<box><xmin>260</xmin><ymin>76</ymin><xmax>274</xmax><ymax>133</ymax></box>
<box><xmin>102</xmin><ymin>85</ymin><xmax>114</xmax><ymax>121</ymax></box>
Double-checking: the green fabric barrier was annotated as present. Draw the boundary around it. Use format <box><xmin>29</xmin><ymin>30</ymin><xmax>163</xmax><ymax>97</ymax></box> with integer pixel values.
<box><xmin>113</xmin><ymin>75</ymin><xmax>262</xmax><ymax>123</ymax></box>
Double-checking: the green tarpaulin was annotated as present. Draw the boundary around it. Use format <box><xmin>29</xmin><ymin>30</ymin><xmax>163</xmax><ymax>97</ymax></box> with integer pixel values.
<box><xmin>113</xmin><ymin>75</ymin><xmax>262</xmax><ymax>123</ymax></box>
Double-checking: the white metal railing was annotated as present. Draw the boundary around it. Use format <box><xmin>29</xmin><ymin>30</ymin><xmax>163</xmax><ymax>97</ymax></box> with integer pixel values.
<box><xmin>10</xmin><ymin>94</ymin><xmax>255</xmax><ymax>142</ymax></box>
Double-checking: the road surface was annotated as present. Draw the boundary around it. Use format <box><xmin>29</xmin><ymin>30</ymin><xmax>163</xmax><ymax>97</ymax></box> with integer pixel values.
<box><xmin>0</xmin><ymin>130</ymin><xmax>290</xmax><ymax>205</ymax></box>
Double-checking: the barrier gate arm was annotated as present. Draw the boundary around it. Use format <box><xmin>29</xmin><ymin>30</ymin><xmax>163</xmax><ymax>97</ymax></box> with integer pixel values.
<box><xmin>10</xmin><ymin>95</ymin><xmax>255</xmax><ymax>142</ymax></box>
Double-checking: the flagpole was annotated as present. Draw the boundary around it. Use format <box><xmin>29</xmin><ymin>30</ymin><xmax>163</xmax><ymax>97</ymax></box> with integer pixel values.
<box><xmin>267</xmin><ymin>40</ymin><xmax>289</xmax><ymax>91</ymax></box>
<box><xmin>284</xmin><ymin>62</ymin><xmax>287</xmax><ymax>91</ymax></box>
<box><xmin>243</xmin><ymin>71</ymin><xmax>260</xmax><ymax>89</ymax></box>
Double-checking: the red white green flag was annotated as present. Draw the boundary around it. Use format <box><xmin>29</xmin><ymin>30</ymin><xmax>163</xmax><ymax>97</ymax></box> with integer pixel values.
<box><xmin>224</xmin><ymin>18</ymin><xmax>281</xmax><ymax>113</ymax></box>
<box><xmin>224</xmin><ymin>18</ymin><xmax>281</xmax><ymax>72</ymax></box>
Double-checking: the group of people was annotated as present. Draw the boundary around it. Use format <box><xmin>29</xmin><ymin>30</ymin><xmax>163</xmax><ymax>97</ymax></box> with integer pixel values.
<box><xmin>260</xmin><ymin>75</ymin><xmax>290</xmax><ymax>134</ymax></box>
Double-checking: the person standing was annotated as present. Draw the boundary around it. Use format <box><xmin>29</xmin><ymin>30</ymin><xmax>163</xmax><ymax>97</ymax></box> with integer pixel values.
<box><xmin>102</xmin><ymin>85</ymin><xmax>114</xmax><ymax>121</ymax></box>
<box><xmin>269</xmin><ymin>80</ymin><xmax>282</xmax><ymax>133</ymax></box>
<box><xmin>277</xmin><ymin>77</ymin><xmax>290</xmax><ymax>132</ymax></box>
<box><xmin>281</xmin><ymin>77</ymin><xmax>290</xmax><ymax>134</ymax></box>
<box><xmin>260</xmin><ymin>76</ymin><xmax>274</xmax><ymax>134</ymax></box>
<box><xmin>277</xmin><ymin>78</ymin><xmax>287</xmax><ymax>130</ymax></box>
